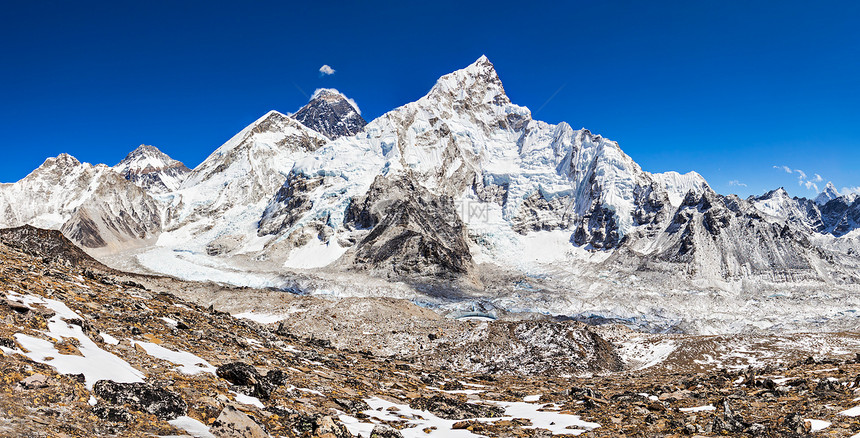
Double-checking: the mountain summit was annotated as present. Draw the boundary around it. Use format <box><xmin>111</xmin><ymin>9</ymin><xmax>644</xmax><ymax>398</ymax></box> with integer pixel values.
<box><xmin>291</xmin><ymin>88</ymin><xmax>366</xmax><ymax>139</ymax></box>
<box><xmin>113</xmin><ymin>145</ymin><xmax>190</xmax><ymax>193</ymax></box>
<box><xmin>815</xmin><ymin>182</ymin><xmax>841</xmax><ymax>205</ymax></box>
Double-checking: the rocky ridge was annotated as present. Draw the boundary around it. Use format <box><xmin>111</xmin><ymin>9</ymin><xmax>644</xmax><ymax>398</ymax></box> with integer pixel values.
<box><xmin>113</xmin><ymin>144</ymin><xmax>191</xmax><ymax>194</ymax></box>
<box><xmin>2</xmin><ymin>228</ymin><xmax>860</xmax><ymax>436</ymax></box>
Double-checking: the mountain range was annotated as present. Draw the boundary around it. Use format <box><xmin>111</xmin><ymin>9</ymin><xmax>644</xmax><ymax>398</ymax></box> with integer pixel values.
<box><xmin>1</xmin><ymin>56</ymin><xmax>859</xmax><ymax>334</ymax></box>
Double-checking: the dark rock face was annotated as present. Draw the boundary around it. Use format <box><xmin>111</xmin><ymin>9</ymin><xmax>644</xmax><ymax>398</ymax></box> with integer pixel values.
<box><xmin>345</xmin><ymin>173</ymin><xmax>474</xmax><ymax>280</ymax></box>
<box><xmin>92</xmin><ymin>405</ymin><xmax>132</xmax><ymax>423</ymax></box>
<box><xmin>0</xmin><ymin>225</ymin><xmax>111</xmax><ymax>270</ymax></box>
<box><xmin>258</xmin><ymin>174</ymin><xmax>326</xmax><ymax>236</ymax></box>
<box><xmin>409</xmin><ymin>395</ymin><xmax>504</xmax><ymax>420</ymax></box>
<box><xmin>216</xmin><ymin>362</ymin><xmax>285</xmax><ymax>399</ymax></box>
<box><xmin>216</xmin><ymin>362</ymin><xmax>260</xmax><ymax>386</ymax></box>
<box><xmin>292</xmin><ymin>89</ymin><xmax>367</xmax><ymax>140</ymax></box>
<box><xmin>92</xmin><ymin>380</ymin><xmax>187</xmax><ymax>420</ymax></box>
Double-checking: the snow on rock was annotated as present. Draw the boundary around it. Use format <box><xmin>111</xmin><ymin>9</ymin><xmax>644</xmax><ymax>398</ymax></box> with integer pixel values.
<box><xmin>815</xmin><ymin>182</ymin><xmax>841</xmax><ymax>205</ymax></box>
<box><xmin>167</xmin><ymin>415</ymin><xmax>216</xmax><ymax>438</ymax></box>
<box><xmin>340</xmin><ymin>396</ymin><xmax>599</xmax><ymax>437</ymax></box>
<box><xmin>233</xmin><ymin>311</ymin><xmax>288</xmax><ymax>324</ymax></box>
<box><xmin>0</xmin><ymin>154</ymin><xmax>163</xmax><ymax>248</ymax></box>
<box><xmin>7</xmin><ymin>292</ymin><xmax>145</xmax><ymax>389</ymax></box>
<box><xmin>679</xmin><ymin>405</ymin><xmax>715</xmax><ymax>412</ymax></box>
<box><xmin>132</xmin><ymin>341</ymin><xmax>216</xmax><ymax>375</ymax></box>
<box><xmin>113</xmin><ymin>144</ymin><xmax>191</xmax><ymax>194</ymax></box>
<box><xmin>100</xmin><ymin>332</ymin><xmax>120</xmax><ymax>345</ymax></box>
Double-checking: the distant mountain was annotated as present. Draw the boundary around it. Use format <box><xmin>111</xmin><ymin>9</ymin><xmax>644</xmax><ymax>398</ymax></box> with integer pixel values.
<box><xmin>0</xmin><ymin>154</ymin><xmax>162</xmax><ymax>249</ymax></box>
<box><xmin>815</xmin><ymin>182</ymin><xmax>841</xmax><ymax>205</ymax></box>
<box><xmin>2</xmin><ymin>56</ymin><xmax>860</xmax><ymax>335</ymax></box>
<box><xmin>113</xmin><ymin>144</ymin><xmax>190</xmax><ymax>194</ymax></box>
<box><xmin>291</xmin><ymin>88</ymin><xmax>366</xmax><ymax>140</ymax></box>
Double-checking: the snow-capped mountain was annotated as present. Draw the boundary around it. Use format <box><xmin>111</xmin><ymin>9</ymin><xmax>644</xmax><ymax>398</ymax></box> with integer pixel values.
<box><xmin>0</xmin><ymin>154</ymin><xmax>162</xmax><ymax>249</ymax></box>
<box><xmin>815</xmin><ymin>182</ymin><xmax>841</xmax><ymax>205</ymax></box>
<box><xmin>256</xmin><ymin>55</ymin><xmax>711</xmax><ymax>274</ymax></box>
<box><xmin>291</xmin><ymin>88</ymin><xmax>367</xmax><ymax>139</ymax></box>
<box><xmin>2</xmin><ymin>56</ymin><xmax>860</xmax><ymax>335</ymax></box>
<box><xmin>157</xmin><ymin>110</ymin><xmax>329</xmax><ymax>258</ymax></box>
<box><xmin>113</xmin><ymin>144</ymin><xmax>191</xmax><ymax>194</ymax></box>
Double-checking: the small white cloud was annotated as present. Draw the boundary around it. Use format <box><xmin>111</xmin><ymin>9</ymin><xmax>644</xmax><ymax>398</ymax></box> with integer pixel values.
<box><xmin>774</xmin><ymin>165</ymin><xmax>820</xmax><ymax>191</ymax></box>
<box><xmin>842</xmin><ymin>186</ymin><xmax>860</xmax><ymax>195</ymax></box>
<box><xmin>728</xmin><ymin>180</ymin><xmax>747</xmax><ymax>187</ymax></box>
<box><xmin>319</xmin><ymin>65</ymin><xmax>335</xmax><ymax>76</ymax></box>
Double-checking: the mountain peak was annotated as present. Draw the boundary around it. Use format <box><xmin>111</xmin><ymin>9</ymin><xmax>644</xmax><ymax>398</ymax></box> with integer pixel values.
<box><xmin>815</xmin><ymin>181</ymin><xmax>841</xmax><ymax>205</ymax></box>
<box><xmin>291</xmin><ymin>88</ymin><xmax>366</xmax><ymax>140</ymax></box>
<box><xmin>429</xmin><ymin>55</ymin><xmax>509</xmax><ymax>107</ymax></box>
<box><xmin>114</xmin><ymin>144</ymin><xmax>190</xmax><ymax>193</ymax></box>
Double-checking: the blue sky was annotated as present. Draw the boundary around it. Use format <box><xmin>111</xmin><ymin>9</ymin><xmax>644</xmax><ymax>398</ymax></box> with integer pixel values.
<box><xmin>1</xmin><ymin>1</ymin><xmax>858</xmax><ymax>198</ymax></box>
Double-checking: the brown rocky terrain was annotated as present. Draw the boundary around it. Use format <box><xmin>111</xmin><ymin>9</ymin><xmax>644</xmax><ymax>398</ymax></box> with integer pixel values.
<box><xmin>2</xmin><ymin>228</ymin><xmax>860</xmax><ymax>437</ymax></box>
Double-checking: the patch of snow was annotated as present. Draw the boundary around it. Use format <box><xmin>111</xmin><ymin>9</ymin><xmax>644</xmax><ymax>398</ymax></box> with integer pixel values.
<box><xmin>231</xmin><ymin>391</ymin><xmax>265</xmax><ymax>408</ymax></box>
<box><xmin>679</xmin><ymin>405</ymin><xmax>715</xmax><ymax>412</ymax></box>
<box><xmin>805</xmin><ymin>419</ymin><xmax>830</xmax><ymax>432</ymax></box>
<box><xmin>523</xmin><ymin>394</ymin><xmax>542</xmax><ymax>402</ymax></box>
<box><xmin>840</xmin><ymin>404</ymin><xmax>860</xmax><ymax>417</ymax></box>
<box><xmin>132</xmin><ymin>341</ymin><xmax>215</xmax><ymax>375</ymax></box>
<box><xmin>167</xmin><ymin>415</ymin><xmax>216</xmax><ymax>438</ymax></box>
<box><xmin>8</xmin><ymin>293</ymin><xmax>144</xmax><ymax>389</ymax></box>
<box><xmin>282</xmin><ymin>237</ymin><xmax>348</xmax><ymax>269</ymax></box>
<box><xmin>616</xmin><ymin>338</ymin><xmax>676</xmax><ymax>370</ymax></box>
<box><xmin>99</xmin><ymin>332</ymin><xmax>120</xmax><ymax>345</ymax></box>
<box><xmin>340</xmin><ymin>396</ymin><xmax>599</xmax><ymax>437</ymax></box>
<box><xmin>233</xmin><ymin>312</ymin><xmax>286</xmax><ymax>324</ymax></box>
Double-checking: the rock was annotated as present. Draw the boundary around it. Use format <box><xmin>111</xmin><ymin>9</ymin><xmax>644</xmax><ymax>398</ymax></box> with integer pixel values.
<box><xmin>0</xmin><ymin>337</ymin><xmax>15</xmax><ymax>349</ymax></box>
<box><xmin>20</xmin><ymin>373</ymin><xmax>49</xmax><ymax>389</ymax></box>
<box><xmin>315</xmin><ymin>415</ymin><xmax>354</xmax><ymax>438</ymax></box>
<box><xmin>782</xmin><ymin>413</ymin><xmax>811</xmax><ymax>434</ymax></box>
<box><xmin>441</xmin><ymin>380</ymin><xmax>464</xmax><ymax>391</ymax></box>
<box><xmin>335</xmin><ymin>398</ymin><xmax>371</xmax><ymax>413</ymax></box>
<box><xmin>211</xmin><ymin>405</ymin><xmax>267</xmax><ymax>438</ymax></box>
<box><xmin>92</xmin><ymin>405</ymin><xmax>132</xmax><ymax>423</ymax></box>
<box><xmin>344</xmin><ymin>173</ymin><xmax>475</xmax><ymax>280</ymax></box>
<box><xmin>409</xmin><ymin>395</ymin><xmax>503</xmax><ymax>420</ymax></box>
<box><xmin>711</xmin><ymin>398</ymin><xmax>747</xmax><ymax>434</ymax></box>
<box><xmin>569</xmin><ymin>386</ymin><xmax>604</xmax><ymax>400</ymax></box>
<box><xmin>815</xmin><ymin>378</ymin><xmax>841</xmax><ymax>394</ymax></box>
<box><xmin>93</xmin><ymin>380</ymin><xmax>187</xmax><ymax>420</ymax></box>
<box><xmin>216</xmin><ymin>362</ymin><xmax>286</xmax><ymax>399</ymax></box>
<box><xmin>370</xmin><ymin>424</ymin><xmax>404</xmax><ymax>438</ymax></box>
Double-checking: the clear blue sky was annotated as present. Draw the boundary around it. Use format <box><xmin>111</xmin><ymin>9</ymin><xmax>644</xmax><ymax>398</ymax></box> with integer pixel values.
<box><xmin>2</xmin><ymin>1</ymin><xmax>858</xmax><ymax>198</ymax></box>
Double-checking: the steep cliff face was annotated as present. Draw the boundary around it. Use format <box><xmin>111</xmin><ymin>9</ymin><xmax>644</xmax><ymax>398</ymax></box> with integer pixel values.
<box><xmin>343</xmin><ymin>174</ymin><xmax>474</xmax><ymax>280</ymax></box>
<box><xmin>291</xmin><ymin>88</ymin><xmax>366</xmax><ymax>139</ymax></box>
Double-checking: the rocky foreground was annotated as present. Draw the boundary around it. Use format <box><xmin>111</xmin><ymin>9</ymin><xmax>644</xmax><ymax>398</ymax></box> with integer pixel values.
<box><xmin>2</xmin><ymin>228</ymin><xmax>860</xmax><ymax>437</ymax></box>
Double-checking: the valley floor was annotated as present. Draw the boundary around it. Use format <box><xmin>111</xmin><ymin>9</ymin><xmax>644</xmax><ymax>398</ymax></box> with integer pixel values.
<box><xmin>2</xmin><ymin>239</ymin><xmax>860</xmax><ymax>437</ymax></box>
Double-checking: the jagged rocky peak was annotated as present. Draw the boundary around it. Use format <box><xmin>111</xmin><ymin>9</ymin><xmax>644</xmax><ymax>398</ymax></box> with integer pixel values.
<box><xmin>291</xmin><ymin>88</ymin><xmax>367</xmax><ymax>140</ymax></box>
<box><xmin>815</xmin><ymin>182</ymin><xmax>841</xmax><ymax>205</ymax></box>
<box><xmin>113</xmin><ymin>144</ymin><xmax>190</xmax><ymax>193</ymax></box>
<box><xmin>428</xmin><ymin>55</ymin><xmax>511</xmax><ymax>107</ymax></box>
